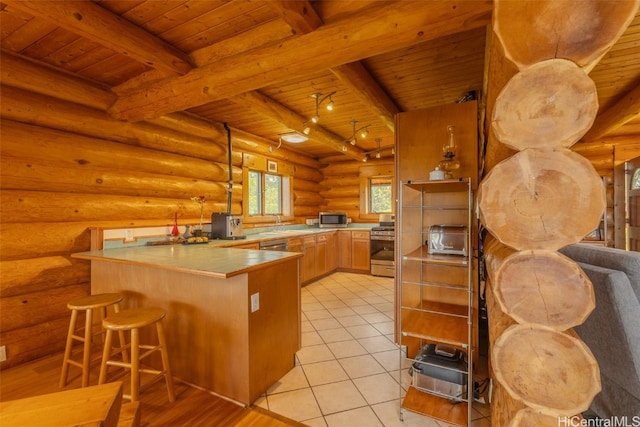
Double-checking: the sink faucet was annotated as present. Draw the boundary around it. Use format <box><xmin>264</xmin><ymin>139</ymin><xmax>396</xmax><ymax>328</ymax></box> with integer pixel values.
<box><xmin>275</xmin><ymin>215</ymin><xmax>283</xmax><ymax>231</ymax></box>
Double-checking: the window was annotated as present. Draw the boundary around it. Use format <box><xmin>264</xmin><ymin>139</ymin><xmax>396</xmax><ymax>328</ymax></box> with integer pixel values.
<box><xmin>632</xmin><ymin>168</ymin><xmax>640</xmax><ymax>190</ymax></box>
<box><xmin>247</xmin><ymin>171</ymin><xmax>287</xmax><ymax>216</ymax></box>
<box><xmin>369</xmin><ymin>176</ymin><xmax>393</xmax><ymax>213</ymax></box>
<box><xmin>243</xmin><ymin>155</ymin><xmax>293</xmax><ymax>223</ymax></box>
<box><xmin>359</xmin><ymin>164</ymin><xmax>395</xmax><ymax>220</ymax></box>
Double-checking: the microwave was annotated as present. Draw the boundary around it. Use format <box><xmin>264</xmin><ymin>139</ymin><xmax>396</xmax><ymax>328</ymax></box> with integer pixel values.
<box><xmin>319</xmin><ymin>212</ymin><xmax>348</xmax><ymax>228</ymax></box>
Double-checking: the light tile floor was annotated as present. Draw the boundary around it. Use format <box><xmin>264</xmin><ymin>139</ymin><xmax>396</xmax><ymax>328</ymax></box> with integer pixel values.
<box><xmin>255</xmin><ymin>272</ymin><xmax>491</xmax><ymax>427</ymax></box>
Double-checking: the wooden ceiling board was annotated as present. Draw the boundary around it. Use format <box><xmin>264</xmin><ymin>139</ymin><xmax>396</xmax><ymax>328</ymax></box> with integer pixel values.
<box><xmin>20</xmin><ymin>27</ymin><xmax>81</xmax><ymax>61</ymax></box>
<box><xmin>95</xmin><ymin>0</ymin><xmax>147</xmax><ymax>16</ymax></box>
<box><xmin>0</xmin><ymin>1</ymin><xmax>637</xmax><ymax>160</ymax></box>
<box><xmin>162</xmin><ymin>2</ymin><xmax>280</xmax><ymax>52</ymax></box>
<box><xmin>0</xmin><ymin>10</ymin><xmax>57</xmax><ymax>52</ymax></box>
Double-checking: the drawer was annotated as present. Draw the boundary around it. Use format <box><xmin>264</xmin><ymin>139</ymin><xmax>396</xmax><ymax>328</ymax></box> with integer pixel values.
<box><xmin>303</xmin><ymin>236</ymin><xmax>316</xmax><ymax>245</ymax></box>
<box><xmin>317</xmin><ymin>234</ymin><xmax>327</xmax><ymax>242</ymax></box>
<box><xmin>352</xmin><ymin>230</ymin><xmax>370</xmax><ymax>239</ymax></box>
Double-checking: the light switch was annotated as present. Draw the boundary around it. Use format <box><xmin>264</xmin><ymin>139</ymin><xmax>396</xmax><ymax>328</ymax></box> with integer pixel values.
<box><xmin>251</xmin><ymin>293</ymin><xmax>260</xmax><ymax>312</ymax></box>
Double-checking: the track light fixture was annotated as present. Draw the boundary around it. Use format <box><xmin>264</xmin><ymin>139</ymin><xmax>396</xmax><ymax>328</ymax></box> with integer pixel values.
<box><xmin>309</xmin><ymin>91</ymin><xmax>336</xmax><ymax>124</ymax></box>
<box><xmin>347</xmin><ymin>120</ymin><xmax>371</xmax><ymax>146</ymax></box>
<box><xmin>363</xmin><ymin>138</ymin><xmax>394</xmax><ymax>159</ymax></box>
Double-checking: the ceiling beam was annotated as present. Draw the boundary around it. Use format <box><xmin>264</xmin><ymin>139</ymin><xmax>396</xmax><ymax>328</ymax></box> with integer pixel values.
<box><xmin>331</xmin><ymin>62</ymin><xmax>400</xmax><ymax>132</ymax></box>
<box><xmin>266</xmin><ymin>0</ymin><xmax>323</xmax><ymax>34</ymax></box>
<box><xmin>108</xmin><ymin>1</ymin><xmax>492</xmax><ymax>121</ymax></box>
<box><xmin>230</xmin><ymin>91</ymin><xmax>368</xmax><ymax>162</ymax></box>
<box><xmin>5</xmin><ymin>0</ymin><xmax>193</xmax><ymax>75</ymax></box>
<box><xmin>581</xmin><ymin>84</ymin><xmax>640</xmax><ymax>141</ymax></box>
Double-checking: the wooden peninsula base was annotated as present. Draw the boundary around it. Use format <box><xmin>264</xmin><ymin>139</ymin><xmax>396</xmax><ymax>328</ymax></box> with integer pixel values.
<box><xmin>73</xmin><ymin>246</ymin><xmax>302</xmax><ymax>406</ymax></box>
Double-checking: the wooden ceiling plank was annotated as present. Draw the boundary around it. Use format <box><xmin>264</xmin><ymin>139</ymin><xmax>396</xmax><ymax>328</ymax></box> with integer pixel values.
<box><xmin>4</xmin><ymin>0</ymin><xmax>193</xmax><ymax>75</ymax></box>
<box><xmin>230</xmin><ymin>90</ymin><xmax>367</xmax><ymax>162</ymax></box>
<box><xmin>330</xmin><ymin>62</ymin><xmax>400</xmax><ymax>132</ymax></box>
<box><xmin>582</xmin><ymin>84</ymin><xmax>640</xmax><ymax>141</ymax></box>
<box><xmin>266</xmin><ymin>0</ymin><xmax>322</xmax><ymax>35</ymax></box>
<box><xmin>108</xmin><ymin>0</ymin><xmax>492</xmax><ymax>121</ymax></box>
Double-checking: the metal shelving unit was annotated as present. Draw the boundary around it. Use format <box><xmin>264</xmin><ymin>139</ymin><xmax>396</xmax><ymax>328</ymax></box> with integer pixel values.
<box><xmin>398</xmin><ymin>178</ymin><xmax>473</xmax><ymax>426</ymax></box>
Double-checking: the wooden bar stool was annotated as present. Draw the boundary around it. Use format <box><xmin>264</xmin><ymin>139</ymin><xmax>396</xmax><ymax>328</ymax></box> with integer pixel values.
<box><xmin>60</xmin><ymin>292</ymin><xmax>126</xmax><ymax>388</ymax></box>
<box><xmin>98</xmin><ymin>307</ymin><xmax>175</xmax><ymax>403</ymax></box>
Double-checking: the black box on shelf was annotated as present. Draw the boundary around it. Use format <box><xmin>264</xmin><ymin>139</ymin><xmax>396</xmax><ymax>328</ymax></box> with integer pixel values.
<box><xmin>409</xmin><ymin>344</ymin><xmax>468</xmax><ymax>400</ymax></box>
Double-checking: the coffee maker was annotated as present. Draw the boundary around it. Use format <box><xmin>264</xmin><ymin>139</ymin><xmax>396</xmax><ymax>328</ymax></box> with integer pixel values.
<box><xmin>211</xmin><ymin>213</ymin><xmax>245</xmax><ymax>240</ymax></box>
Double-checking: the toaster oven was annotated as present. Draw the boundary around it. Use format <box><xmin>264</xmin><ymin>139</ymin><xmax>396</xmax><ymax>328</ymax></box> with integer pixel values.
<box><xmin>427</xmin><ymin>225</ymin><xmax>468</xmax><ymax>256</ymax></box>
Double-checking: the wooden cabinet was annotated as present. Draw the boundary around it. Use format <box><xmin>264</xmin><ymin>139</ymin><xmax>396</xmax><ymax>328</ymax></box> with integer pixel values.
<box><xmin>351</xmin><ymin>230</ymin><xmax>370</xmax><ymax>272</ymax></box>
<box><xmin>336</xmin><ymin>230</ymin><xmax>370</xmax><ymax>272</ymax></box>
<box><xmin>301</xmin><ymin>236</ymin><xmax>317</xmax><ymax>283</ymax></box>
<box><xmin>316</xmin><ymin>233</ymin><xmax>328</xmax><ymax>276</ymax></box>
<box><xmin>398</xmin><ymin>179</ymin><xmax>473</xmax><ymax>426</ymax></box>
<box><xmin>231</xmin><ymin>242</ymin><xmax>260</xmax><ymax>249</ymax></box>
<box><xmin>338</xmin><ymin>230</ymin><xmax>352</xmax><ymax>269</ymax></box>
<box><xmin>325</xmin><ymin>232</ymin><xmax>338</xmax><ymax>272</ymax></box>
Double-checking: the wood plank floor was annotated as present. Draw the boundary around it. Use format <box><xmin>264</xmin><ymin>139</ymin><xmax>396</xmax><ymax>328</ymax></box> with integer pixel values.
<box><xmin>0</xmin><ymin>352</ymin><xmax>307</xmax><ymax>427</ymax></box>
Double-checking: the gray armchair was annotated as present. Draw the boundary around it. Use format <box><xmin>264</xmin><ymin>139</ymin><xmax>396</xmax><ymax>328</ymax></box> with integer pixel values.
<box><xmin>558</xmin><ymin>243</ymin><xmax>640</xmax><ymax>418</ymax></box>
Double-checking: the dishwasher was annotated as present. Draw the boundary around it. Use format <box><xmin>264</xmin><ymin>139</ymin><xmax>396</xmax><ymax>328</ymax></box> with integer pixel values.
<box><xmin>259</xmin><ymin>239</ymin><xmax>288</xmax><ymax>251</ymax></box>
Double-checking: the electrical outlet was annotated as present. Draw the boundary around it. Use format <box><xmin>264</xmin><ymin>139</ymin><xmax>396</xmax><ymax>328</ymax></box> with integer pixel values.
<box><xmin>0</xmin><ymin>345</ymin><xmax>7</xmax><ymax>362</ymax></box>
<box><xmin>251</xmin><ymin>293</ymin><xmax>260</xmax><ymax>313</ymax></box>
<box><xmin>124</xmin><ymin>229</ymin><xmax>135</xmax><ymax>242</ymax></box>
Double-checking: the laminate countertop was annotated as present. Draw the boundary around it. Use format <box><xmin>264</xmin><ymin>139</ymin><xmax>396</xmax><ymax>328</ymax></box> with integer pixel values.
<box><xmin>72</xmin><ymin>245</ymin><xmax>302</xmax><ymax>279</ymax></box>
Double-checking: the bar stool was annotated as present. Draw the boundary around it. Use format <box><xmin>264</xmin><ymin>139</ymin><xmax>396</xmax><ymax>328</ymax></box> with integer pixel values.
<box><xmin>60</xmin><ymin>293</ymin><xmax>126</xmax><ymax>388</ymax></box>
<box><xmin>98</xmin><ymin>307</ymin><xmax>175</xmax><ymax>403</ymax></box>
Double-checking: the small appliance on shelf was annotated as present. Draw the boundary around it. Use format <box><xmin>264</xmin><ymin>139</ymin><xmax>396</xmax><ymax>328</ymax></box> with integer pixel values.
<box><xmin>427</xmin><ymin>225</ymin><xmax>468</xmax><ymax>256</ymax></box>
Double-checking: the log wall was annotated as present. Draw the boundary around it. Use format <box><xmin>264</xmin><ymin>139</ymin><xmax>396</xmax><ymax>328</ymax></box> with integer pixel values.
<box><xmin>0</xmin><ymin>56</ymin><xmax>325</xmax><ymax>369</ymax></box>
<box><xmin>320</xmin><ymin>159</ymin><xmax>395</xmax><ymax>222</ymax></box>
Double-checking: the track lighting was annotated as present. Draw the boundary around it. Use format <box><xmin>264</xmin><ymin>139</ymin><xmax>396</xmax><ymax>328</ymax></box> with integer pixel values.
<box><xmin>347</xmin><ymin>120</ymin><xmax>371</xmax><ymax>147</ymax></box>
<box><xmin>309</xmin><ymin>92</ymin><xmax>336</xmax><ymax>124</ymax></box>
<box><xmin>363</xmin><ymin>138</ymin><xmax>394</xmax><ymax>159</ymax></box>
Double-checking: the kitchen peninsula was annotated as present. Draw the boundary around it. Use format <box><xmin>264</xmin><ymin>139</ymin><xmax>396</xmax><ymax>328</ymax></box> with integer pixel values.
<box><xmin>72</xmin><ymin>244</ymin><xmax>302</xmax><ymax>406</ymax></box>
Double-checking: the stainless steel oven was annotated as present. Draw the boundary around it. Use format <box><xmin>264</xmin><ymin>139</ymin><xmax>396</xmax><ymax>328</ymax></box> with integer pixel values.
<box><xmin>370</xmin><ymin>214</ymin><xmax>395</xmax><ymax>277</ymax></box>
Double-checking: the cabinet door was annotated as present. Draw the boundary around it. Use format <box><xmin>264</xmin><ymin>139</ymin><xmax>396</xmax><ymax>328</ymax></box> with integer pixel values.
<box><xmin>302</xmin><ymin>236</ymin><xmax>317</xmax><ymax>282</ymax></box>
<box><xmin>316</xmin><ymin>234</ymin><xmax>328</xmax><ymax>276</ymax></box>
<box><xmin>351</xmin><ymin>231</ymin><xmax>370</xmax><ymax>271</ymax></box>
<box><xmin>338</xmin><ymin>231</ymin><xmax>352</xmax><ymax>269</ymax></box>
<box><xmin>326</xmin><ymin>232</ymin><xmax>338</xmax><ymax>272</ymax></box>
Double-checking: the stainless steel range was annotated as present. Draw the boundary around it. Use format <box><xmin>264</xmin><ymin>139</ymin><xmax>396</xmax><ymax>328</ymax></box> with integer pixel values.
<box><xmin>370</xmin><ymin>214</ymin><xmax>395</xmax><ymax>277</ymax></box>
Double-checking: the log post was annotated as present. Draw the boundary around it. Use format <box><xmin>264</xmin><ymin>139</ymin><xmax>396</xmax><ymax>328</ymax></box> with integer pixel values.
<box><xmin>492</xmin><ymin>324</ymin><xmax>600</xmax><ymax>417</ymax></box>
<box><xmin>481</xmin><ymin>2</ymin><xmax>639</xmax><ymax>424</ymax></box>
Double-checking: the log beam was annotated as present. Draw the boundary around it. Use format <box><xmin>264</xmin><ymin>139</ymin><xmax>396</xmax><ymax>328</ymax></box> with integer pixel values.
<box><xmin>266</xmin><ymin>0</ymin><xmax>322</xmax><ymax>34</ymax></box>
<box><xmin>230</xmin><ymin>91</ymin><xmax>367</xmax><ymax>161</ymax></box>
<box><xmin>108</xmin><ymin>1</ymin><xmax>492</xmax><ymax>121</ymax></box>
<box><xmin>4</xmin><ymin>0</ymin><xmax>193</xmax><ymax>75</ymax></box>
<box><xmin>582</xmin><ymin>84</ymin><xmax>640</xmax><ymax>141</ymax></box>
<box><xmin>331</xmin><ymin>62</ymin><xmax>400</xmax><ymax>132</ymax></box>
<box><xmin>0</xmin><ymin>50</ymin><xmax>115</xmax><ymax>110</ymax></box>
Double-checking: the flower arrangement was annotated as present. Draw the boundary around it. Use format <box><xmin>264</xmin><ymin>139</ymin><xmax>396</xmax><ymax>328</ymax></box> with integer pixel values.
<box><xmin>190</xmin><ymin>195</ymin><xmax>206</xmax><ymax>230</ymax></box>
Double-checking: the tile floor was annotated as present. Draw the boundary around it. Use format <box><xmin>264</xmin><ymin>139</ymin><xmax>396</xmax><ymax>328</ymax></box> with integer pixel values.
<box><xmin>255</xmin><ymin>272</ymin><xmax>491</xmax><ymax>427</ymax></box>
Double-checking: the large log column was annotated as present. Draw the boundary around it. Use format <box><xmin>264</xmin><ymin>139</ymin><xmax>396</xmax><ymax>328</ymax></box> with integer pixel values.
<box><xmin>481</xmin><ymin>1</ymin><xmax>639</xmax><ymax>424</ymax></box>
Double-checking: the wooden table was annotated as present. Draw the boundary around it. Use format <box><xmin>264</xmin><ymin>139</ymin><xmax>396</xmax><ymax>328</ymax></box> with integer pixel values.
<box><xmin>0</xmin><ymin>382</ymin><xmax>123</xmax><ymax>427</ymax></box>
